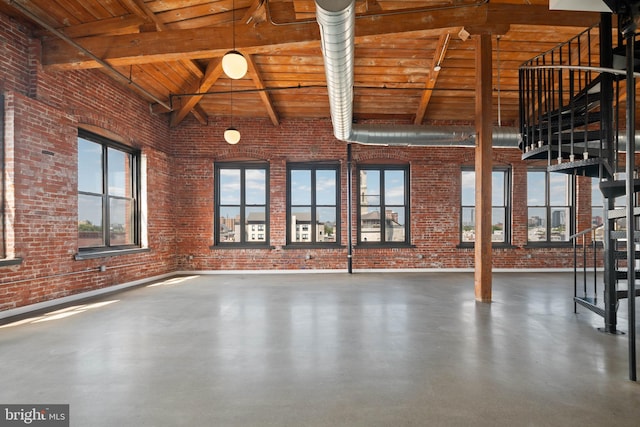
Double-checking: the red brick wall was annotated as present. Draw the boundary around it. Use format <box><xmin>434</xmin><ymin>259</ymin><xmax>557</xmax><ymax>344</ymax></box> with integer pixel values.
<box><xmin>170</xmin><ymin>117</ymin><xmax>586</xmax><ymax>271</ymax></box>
<box><xmin>0</xmin><ymin>10</ymin><xmax>601</xmax><ymax>313</ymax></box>
<box><xmin>0</xmin><ymin>12</ymin><xmax>175</xmax><ymax>311</ymax></box>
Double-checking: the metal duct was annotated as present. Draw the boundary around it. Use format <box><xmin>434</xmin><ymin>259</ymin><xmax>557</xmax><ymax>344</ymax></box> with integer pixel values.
<box><xmin>316</xmin><ymin>0</ymin><xmax>356</xmax><ymax>141</ymax></box>
<box><xmin>351</xmin><ymin>124</ymin><xmax>522</xmax><ymax>147</ymax></box>
<box><xmin>314</xmin><ymin>0</ymin><xmax>522</xmax><ymax>147</ymax></box>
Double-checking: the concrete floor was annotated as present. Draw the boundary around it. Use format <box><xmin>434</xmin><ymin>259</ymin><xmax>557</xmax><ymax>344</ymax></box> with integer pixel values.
<box><xmin>1</xmin><ymin>272</ymin><xmax>640</xmax><ymax>426</ymax></box>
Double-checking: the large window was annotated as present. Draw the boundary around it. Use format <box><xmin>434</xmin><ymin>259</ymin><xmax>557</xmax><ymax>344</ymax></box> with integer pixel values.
<box><xmin>287</xmin><ymin>163</ymin><xmax>339</xmax><ymax>245</ymax></box>
<box><xmin>358</xmin><ymin>165</ymin><xmax>409</xmax><ymax>245</ymax></box>
<box><xmin>460</xmin><ymin>167</ymin><xmax>511</xmax><ymax>244</ymax></box>
<box><xmin>77</xmin><ymin>130</ymin><xmax>140</xmax><ymax>250</ymax></box>
<box><xmin>527</xmin><ymin>169</ymin><xmax>573</xmax><ymax>243</ymax></box>
<box><xmin>215</xmin><ymin>163</ymin><xmax>269</xmax><ymax>245</ymax></box>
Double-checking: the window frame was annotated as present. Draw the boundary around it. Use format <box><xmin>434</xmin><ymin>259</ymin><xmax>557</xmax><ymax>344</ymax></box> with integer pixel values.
<box><xmin>214</xmin><ymin>162</ymin><xmax>270</xmax><ymax>247</ymax></box>
<box><xmin>459</xmin><ymin>166</ymin><xmax>512</xmax><ymax>247</ymax></box>
<box><xmin>77</xmin><ymin>129</ymin><xmax>141</xmax><ymax>253</ymax></box>
<box><xmin>356</xmin><ymin>164</ymin><xmax>410</xmax><ymax>247</ymax></box>
<box><xmin>286</xmin><ymin>162</ymin><xmax>341</xmax><ymax>247</ymax></box>
<box><xmin>526</xmin><ymin>168</ymin><xmax>574</xmax><ymax>246</ymax></box>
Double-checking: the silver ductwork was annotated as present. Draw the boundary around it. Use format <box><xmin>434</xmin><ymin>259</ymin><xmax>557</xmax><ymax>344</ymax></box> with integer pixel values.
<box><xmin>315</xmin><ymin>0</ymin><xmax>522</xmax><ymax>147</ymax></box>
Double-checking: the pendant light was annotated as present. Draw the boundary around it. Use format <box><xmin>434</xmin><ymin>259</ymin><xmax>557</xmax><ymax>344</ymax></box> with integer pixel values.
<box><xmin>222</xmin><ymin>0</ymin><xmax>247</xmax><ymax>79</ymax></box>
<box><xmin>224</xmin><ymin>79</ymin><xmax>240</xmax><ymax>144</ymax></box>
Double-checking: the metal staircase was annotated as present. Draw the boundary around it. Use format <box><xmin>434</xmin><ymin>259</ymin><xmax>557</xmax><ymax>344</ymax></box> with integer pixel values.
<box><xmin>519</xmin><ymin>10</ymin><xmax>639</xmax><ymax>380</ymax></box>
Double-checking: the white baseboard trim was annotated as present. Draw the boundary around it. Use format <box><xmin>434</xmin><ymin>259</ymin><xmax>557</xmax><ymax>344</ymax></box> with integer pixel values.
<box><xmin>0</xmin><ymin>271</ymin><xmax>175</xmax><ymax>321</ymax></box>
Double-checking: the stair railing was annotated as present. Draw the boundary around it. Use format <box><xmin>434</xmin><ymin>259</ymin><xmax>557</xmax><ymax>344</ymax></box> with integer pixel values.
<box><xmin>570</xmin><ymin>224</ymin><xmax>604</xmax><ymax>313</ymax></box>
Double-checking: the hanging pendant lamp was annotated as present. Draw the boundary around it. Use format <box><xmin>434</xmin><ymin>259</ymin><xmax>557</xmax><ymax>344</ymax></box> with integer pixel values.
<box><xmin>224</xmin><ymin>78</ymin><xmax>240</xmax><ymax>144</ymax></box>
<box><xmin>222</xmin><ymin>0</ymin><xmax>247</xmax><ymax>79</ymax></box>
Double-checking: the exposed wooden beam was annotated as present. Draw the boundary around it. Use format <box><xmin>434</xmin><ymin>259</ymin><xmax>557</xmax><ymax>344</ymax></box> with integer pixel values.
<box><xmin>246</xmin><ymin>53</ymin><xmax>279</xmax><ymax>126</ymax></box>
<box><xmin>59</xmin><ymin>14</ymin><xmax>146</xmax><ymax>38</ymax></box>
<box><xmin>170</xmin><ymin>59</ymin><xmax>224</xmax><ymax>127</ymax></box>
<box><xmin>41</xmin><ymin>4</ymin><xmax>597</xmax><ymax>70</ymax></box>
<box><xmin>414</xmin><ymin>33</ymin><xmax>449</xmax><ymax>125</ymax></box>
<box><xmin>191</xmin><ymin>105</ymin><xmax>209</xmax><ymax>125</ymax></box>
<box><xmin>474</xmin><ymin>33</ymin><xmax>493</xmax><ymax>303</ymax></box>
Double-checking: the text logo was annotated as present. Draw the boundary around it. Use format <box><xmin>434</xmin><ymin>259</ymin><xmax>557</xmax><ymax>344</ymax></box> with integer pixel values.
<box><xmin>0</xmin><ymin>405</ymin><xmax>69</xmax><ymax>427</ymax></box>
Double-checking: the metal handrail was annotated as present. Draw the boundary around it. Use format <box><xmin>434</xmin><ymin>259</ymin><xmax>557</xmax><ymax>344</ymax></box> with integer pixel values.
<box><xmin>571</xmin><ymin>224</ymin><xmax>603</xmax><ymax>313</ymax></box>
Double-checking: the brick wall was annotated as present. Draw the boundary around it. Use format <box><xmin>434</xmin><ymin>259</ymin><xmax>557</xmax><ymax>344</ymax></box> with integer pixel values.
<box><xmin>170</xmin><ymin>117</ymin><xmax>587</xmax><ymax>271</ymax></box>
<box><xmin>0</xmin><ymin>10</ymin><xmax>602</xmax><ymax>313</ymax></box>
<box><xmin>0</xmin><ymin>12</ymin><xmax>175</xmax><ymax>311</ymax></box>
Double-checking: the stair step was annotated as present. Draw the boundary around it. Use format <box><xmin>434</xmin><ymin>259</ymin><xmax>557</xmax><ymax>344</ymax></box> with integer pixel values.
<box><xmin>574</xmin><ymin>296</ymin><xmax>605</xmax><ymax>317</ymax></box>
<box><xmin>615</xmin><ymin>270</ymin><xmax>640</xmax><ymax>280</ymax></box>
<box><xmin>616</xmin><ymin>288</ymin><xmax>640</xmax><ymax>300</ymax></box>
<box><xmin>613</xmin><ymin>250</ymin><xmax>640</xmax><ymax>260</ymax></box>
<box><xmin>600</xmin><ymin>179</ymin><xmax>640</xmax><ymax>199</ymax></box>
<box><xmin>608</xmin><ymin>207</ymin><xmax>640</xmax><ymax>219</ymax></box>
<box><xmin>547</xmin><ymin>157</ymin><xmax>609</xmax><ymax>177</ymax></box>
<box><xmin>609</xmin><ymin>230</ymin><xmax>640</xmax><ymax>240</ymax></box>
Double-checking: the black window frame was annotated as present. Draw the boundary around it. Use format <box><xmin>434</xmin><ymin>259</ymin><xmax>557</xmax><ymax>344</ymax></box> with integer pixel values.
<box><xmin>459</xmin><ymin>166</ymin><xmax>512</xmax><ymax>247</ymax></box>
<box><xmin>77</xmin><ymin>129</ymin><xmax>141</xmax><ymax>253</ymax></box>
<box><xmin>214</xmin><ymin>162</ymin><xmax>270</xmax><ymax>247</ymax></box>
<box><xmin>526</xmin><ymin>167</ymin><xmax>574</xmax><ymax>246</ymax></box>
<box><xmin>356</xmin><ymin>164</ymin><xmax>410</xmax><ymax>247</ymax></box>
<box><xmin>286</xmin><ymin>162</ymin><xmax>341</xmax><ymax>247</ymax></box>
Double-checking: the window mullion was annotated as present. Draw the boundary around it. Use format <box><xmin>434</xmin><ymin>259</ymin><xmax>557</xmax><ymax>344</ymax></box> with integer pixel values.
<box><xmin>103</xmin><ymin>145</ymin><xmax>110</xmax><ymax>247</ymax></box>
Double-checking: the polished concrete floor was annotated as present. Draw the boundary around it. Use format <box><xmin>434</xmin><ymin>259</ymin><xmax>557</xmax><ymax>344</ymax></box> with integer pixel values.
<box><xmin>1</xmin><ymin>272</ymin><xmax>640</xmax><ymax>426</ymax></box>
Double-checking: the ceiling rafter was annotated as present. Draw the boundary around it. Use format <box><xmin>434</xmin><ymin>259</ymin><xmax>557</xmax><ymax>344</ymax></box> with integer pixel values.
<box><xmin>170</xmin><ymin>58</ymin><xmax>224</xmax><ymax>128</ymax></box>
<box><xmin>40</xmin><ymin>4</ymin><xmax>599</xmax><ymax>70</ymax></box>
<box><xmin>246</xmin><ymin>53</ymin><xmax>280</xmax><ymax>126</ymax></box>
<box><xmin>414</xmin><ymin>32</ymin><xmax>451</xmax><ymax>125</ymax></box>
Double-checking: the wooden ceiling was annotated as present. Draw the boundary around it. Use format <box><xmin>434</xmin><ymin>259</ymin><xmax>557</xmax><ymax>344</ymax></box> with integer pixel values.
<box><xmin>0</xmin><ymin>0</ymin><xmax>605</xmax><ymax>128</ymax></box>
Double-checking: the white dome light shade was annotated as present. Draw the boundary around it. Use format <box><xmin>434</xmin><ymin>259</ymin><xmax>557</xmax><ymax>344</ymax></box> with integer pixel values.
<box><xmin>224</xmin><ymin>127</ymin><xmax>241</xmax><ymax>144</ymax></box>
<box><xmin>222</xmin><ymin>51</ymin><xmax>248</xmax><ymax>79</ymax></box>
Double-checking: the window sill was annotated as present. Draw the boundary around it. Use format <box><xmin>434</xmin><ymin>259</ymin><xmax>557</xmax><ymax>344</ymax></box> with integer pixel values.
<box><xmin>74</xmin><ymin>247</ymin><xmax>150</xmax><ymax>260</ymax></box>
<box><xmin>524</xmin><ymin>242</ymin><xmax>573</xmax><ymax>249</ymax></box>
<box><xmin>209</xmin><ymin>245</ymin><xmax>275</xmax><ymax>250</ymax></box>
<box><xmin>457</xmin><ymin>243</ymin><xmax>517</xmax><ymax>249</ymax></box>
<box><xmin>354</xmin><ymin>243</ymin><xmax>415</xmax><ymax>249</ymax></box>
<box><xmin>0</xmin><ymin>258</ymin><xmax>23</xmax><ymax>267</ymax></box>
<box><xmin>283</xmin><ymin>244</ymin><xmax>344</xmax><ymax>249</ymax></box>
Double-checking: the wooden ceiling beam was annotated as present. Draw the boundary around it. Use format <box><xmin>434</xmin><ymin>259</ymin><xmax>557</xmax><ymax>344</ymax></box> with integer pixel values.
<box><xmin>41</xmin><ymin>4</ymin><xmax>598</xmax><ymax>70</ymax></box>
<box><xmin>414</xmin><ymin>33</ymin><xmax>449</xmax><ymax>125</ymax></box>
<box><xmin>170</xmin><ymin>58</ymin><xmax>224</xmax><ymax>127</ymax></box>
<box><xmin>58</xmin><ymin>14</ymin><xmax>146</xmax><ymax>38</ymax></box>
<box><xmin>246</xmin><ymin>53</ymin><xmax>280</xmax><ymax>126</ymax></box>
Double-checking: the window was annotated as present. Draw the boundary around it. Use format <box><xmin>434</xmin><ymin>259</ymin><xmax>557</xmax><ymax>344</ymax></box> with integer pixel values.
<box><xmin>460</xmin><ymin>168</ymin><xmax>511</xmax><ymax>244</ymax></box>
<box><xmin>77</xmin><ymin>130</ymin><xmax>140</xmax><ymax>251</ymax></box>
<box><xmin>215</xmin><ymin>163</ymin><xmax>269</xmax><ymax>245</ymax></box>
<box><xmin>287</xmin><ymin>163</ymin><xmax>339</xmax><ymax>245</ymax></box>
<box><xmin>527</xmin><ymin>169</ymin><xmax>573</xmax><ymax>243</ymax></box>
<box><xmin>591</xmin><ymin>177</ymin><xmax>604</xmax><ymax>242</ymax></box>
<box><xmin>358</xmin><ymin>165</ymin><xmax>409</xmax><ymax>245</ymax></box>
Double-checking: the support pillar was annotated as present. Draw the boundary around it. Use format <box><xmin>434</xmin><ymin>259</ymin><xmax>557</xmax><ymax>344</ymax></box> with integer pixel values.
<box><xmin>474</xmin><ymin>33</ymin><xmax>493</xmax><ymax>302</ymax></box>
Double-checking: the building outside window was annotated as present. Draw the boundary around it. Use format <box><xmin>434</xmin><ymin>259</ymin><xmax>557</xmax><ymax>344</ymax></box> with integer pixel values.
<box><xmin>287</xmin><ymin>163</ymin><xmax>339</xmax><ymax>245</ymax></box>
<box><xmin>358</xmin><ymin>165</ymin><xmax>409</xmax><ymax>245</ymax></box>
<box><xmin>460</xmin><ymin>167</ymin><xmax>511</xmax><ymax>244</ymax></box>
<box><xmin>591</xmin><ymin>177</ymin><xmax>604</xmax><ymax>242</ymax></box>
<box><xmin>215</xmin><ymin>163</ymin><xmax>269</xmax><ymax>245</ymax></box>
<box><xmin>77</xmin><ymin>130</ymin><xmax>140</xmax><ymax>250</ymax></box>
<box><xmin>527</xmin><ymin>169</ymin><xmax>573</xmax><ymax>243</ymax></box>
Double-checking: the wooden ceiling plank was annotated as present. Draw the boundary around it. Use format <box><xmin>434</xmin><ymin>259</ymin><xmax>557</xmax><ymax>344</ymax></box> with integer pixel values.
<box><xmin>42</xmin><ymin>3</ymin><xmax>598</xmax><ymax>70</ymax></box>
<box><xmin>246</xmin><ymin>53</ymin><xmax>280</xmax><ymax>126</ymax></box>
<box><xmin>170</xmin><ymin>58</ymin><xmax>224</xmax><ymax>127</ymax></box>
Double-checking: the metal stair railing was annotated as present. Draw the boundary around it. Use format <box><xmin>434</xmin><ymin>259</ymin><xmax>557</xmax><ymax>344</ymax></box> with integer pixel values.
<box><xmin>570</xmin><ymin>224</ymin><xmax>604</xmax><ymax>314</ymax></box>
